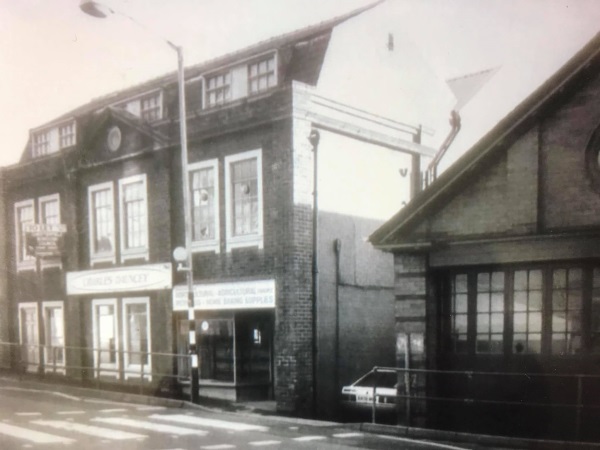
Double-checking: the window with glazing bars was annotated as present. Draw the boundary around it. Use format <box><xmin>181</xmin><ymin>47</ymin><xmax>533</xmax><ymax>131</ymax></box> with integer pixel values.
<box><xmin>59</xmin><ymin>122</ymin><xmax>76</xmax><ymax>148</ymax></box>
<box><xmin>16</xmin><ymin>203</ymin><xmax>34</xmax><ymax>262</ymax></box>
<box><xmin>141</xmin><ymin>93</ymin><xmax>161</xmax><ymax>121</ymax></box>
<box><xmin>191</xmin><ymin>167</ymin><xmax>215</xmax><ymax>241</ymax></box>
<box><xmin>450</xmin><ymin>274</ymin><xmax>468</xmax><ymax>353</ymax></box>
<box><xmin>512</xmin><ymin>269</ymin><xmax>543</xmax><ymax>354</ymax></box>
<box><xmin>230</xmin><ymin>158</ymin><xmax>258</xmax><ymax>236</ymax></box>
<box><xmin>476</xmin><ymin>271</ymin><xmax>505</xmax><ymax>354</ymax></box>
<box><xmin>122</xmin><ymin>180</ymin><xmax>147</xmax><ymax>249</ymax></box>
<box><xmin>248</xmin><ymin>56</ymin><xmax>276</xmax><ymax>94</ymax></box>
<box><xmin>551</xmin><ymin>268</ymin><xmax>583</xmax><ymax>355</ymax></box>
<box><xmin>206</xmin><ymin>72</ymin><xmax>231</xmax><ymax>107</ymax></box>
<box><xmin>32</xmin><ymin>131</ymin><xmax>50</xmax><ymax>157</ymax></box>
<box><xmin>92</xmin><ymin>188</ymin><xmax>114</xmax><ymax>253</ymax></box>
<box><xmin>40</xmin><ymin>198</ymin><xmax>59</xmax><ymax>225</ymax></box>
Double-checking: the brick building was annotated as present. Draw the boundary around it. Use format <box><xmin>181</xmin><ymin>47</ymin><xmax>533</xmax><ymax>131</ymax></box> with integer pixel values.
<box><xmin>371</xmin><ymin>32</ymin><xmax>600</xmax><ymax>440</ymax></box>
<box><xmin>0</xmin><ymin>3</ymin><xmax>442</xmax><ymax>418</ymax></box>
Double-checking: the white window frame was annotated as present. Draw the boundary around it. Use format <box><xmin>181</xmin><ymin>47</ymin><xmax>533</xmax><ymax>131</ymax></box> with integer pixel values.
<box><xmin>18</xmin><ymin>302</ymin><xmax>39</xmax><ymax>372</ymax></box>
<box><xmin>248</xmin><ymin>53</ymin><xmax>278</xmax><ymax>95</ymax></box>
<box><xmin>38</xmin><ymin>193</ymin><xmax>62</xmax><ymax>270</ymax></box>
<box><xmin>88</xmin><ymin>182</ymin><xmax>116</xmax><ymax>266</ymax></box>
<box><xmin>122</xmin><ymin>297</ymin><xmax>151</xmax><ymax>381</ymax></box>
<box><xmin>92</xmin><ymin>298</ymin><xmax>119</xmax><ymax>378</ymax></box>
<box><xmin>58</xmin><ymin>121</ymin><xmax>76</xmax><ymax>149</ymax></box>
<box><xmin>14</xmin><ymin>199</ymin><xmax>35</xmax><ymax>272</ymax></box>
<box><xmin>42</xmin><ymin>301</ymin><xmax>65</xmax><ymax>374</ymax></box>
<box><xmin>31</xmin><ymin>129</ymin><xmax>51</xmax><ymax>157</ymax></box>
<box><xmin>118</xmin><ymin>174</ymin><xmax>149</xmax><ymax>262</ymax></box>
<box><xmin>189</xmin><ymin>159</ymin><xmax>220</xmax><ymax>254</ymax></box>
<box><xmin>224</xmin><ymin>149</ymin><xmax>264</xmax><ymax>252</ymax></box>
<box><xmin>203</xmin><ymin>71</ymin><xmax>232</xmax><ymax>108</ymax></box>
<box><xmin>113</xmin><ymin>89</ymin><xmax>163</xmax><ymax>121</ymax></box>
<box><xmin>140</xmin><ymin>91</ymin><xmax>163</xmax><ymax>122</ymax></box>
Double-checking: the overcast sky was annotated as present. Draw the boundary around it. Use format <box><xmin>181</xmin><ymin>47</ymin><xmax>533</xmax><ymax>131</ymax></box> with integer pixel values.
<box><xmin>1</xmin><ymin>0</ymin><xmax>600</xmax><ymax>168</ymax></box>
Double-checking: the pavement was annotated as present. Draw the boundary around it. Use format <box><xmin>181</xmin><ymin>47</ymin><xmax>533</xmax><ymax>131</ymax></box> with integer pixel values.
<box><xmin>1</xmin><ymin>372</ymin><xmax>599</xmax><ymax>450</ymax></box>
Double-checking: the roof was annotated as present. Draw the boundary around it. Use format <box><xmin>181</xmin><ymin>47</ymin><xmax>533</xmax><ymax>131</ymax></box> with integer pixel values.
<box><xmin>370</xmin><ymin>31</ymin><xmax>600</xmax><ymax>249</ymax></box>
<box><xmin>35</xmin><ymin>0</ymin><xmax>383</xmax><ymax>131</ymax></box>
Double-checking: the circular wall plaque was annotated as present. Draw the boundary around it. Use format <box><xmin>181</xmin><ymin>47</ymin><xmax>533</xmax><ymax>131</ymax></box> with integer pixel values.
<box><xmin>107</xmin><ymin>126</ymin><xmax>122</xmax><ymax>152</ymax></box>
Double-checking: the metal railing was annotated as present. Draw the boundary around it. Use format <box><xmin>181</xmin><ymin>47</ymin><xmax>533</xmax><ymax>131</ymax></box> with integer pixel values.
<box><xmin>0</xmin><ymin>341</ymin><xmax>190</xmax><ymax>397</ymax></box>
<box><xmin>366</xmin><ymin>366</ymin><xmax>600</xmax><ymax>442</ymax></box>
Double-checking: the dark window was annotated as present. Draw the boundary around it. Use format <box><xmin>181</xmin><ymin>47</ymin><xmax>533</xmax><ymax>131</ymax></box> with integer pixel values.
<box><xmin>446</xmin><ymin>265</ymin><xmax>598</xmax><ymax>357</ymax></box>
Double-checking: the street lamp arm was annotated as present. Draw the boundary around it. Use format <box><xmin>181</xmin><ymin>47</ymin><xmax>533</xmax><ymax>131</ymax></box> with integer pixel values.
<box><xmin>79</xmin><ymin>0</ymin><xmax>179</xmax><ymax>51</ymax></box>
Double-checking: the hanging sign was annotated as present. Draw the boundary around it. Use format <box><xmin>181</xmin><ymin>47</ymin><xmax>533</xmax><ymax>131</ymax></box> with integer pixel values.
<box><xmin>23</xmin><ymin>223</ymin><xmax>67</xmax><ymax>257</ymax></box>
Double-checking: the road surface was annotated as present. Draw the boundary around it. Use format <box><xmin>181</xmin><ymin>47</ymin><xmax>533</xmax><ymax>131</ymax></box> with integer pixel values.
<box><xmin>0</xmin><ymin>385</ymin><xmax>472</xmax><ymax>449</ymax></box>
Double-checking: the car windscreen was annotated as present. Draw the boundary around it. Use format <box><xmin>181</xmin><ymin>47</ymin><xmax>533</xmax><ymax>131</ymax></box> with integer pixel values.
<box><xmin>353</xmin><ymin>371</ymin><xmax>398</xmax><ymax>388</ymax></box>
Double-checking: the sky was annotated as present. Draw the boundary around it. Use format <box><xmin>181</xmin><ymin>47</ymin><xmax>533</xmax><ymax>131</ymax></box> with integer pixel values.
<box><xmin>1</xmin><ymin>0</ymin><xmax>600</xmax><ymax>170</ymax></box>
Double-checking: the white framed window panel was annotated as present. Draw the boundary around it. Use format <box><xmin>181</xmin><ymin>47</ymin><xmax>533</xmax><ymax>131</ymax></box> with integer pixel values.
<box><xmin>122</xmin><ymin>297</ymin><xmax>151</xmax><ymax>381</ymax></box>
<box><xmin>58</xmin><ymin>121</ymin><xmax>76</xmax><ymax>149</ymax></box>
<box><xmin>248</xmin><ymin>53</ymin><xmax>278</xmax><ymax>95</ymax></box>
<box><xmin>14</xmin><ymin>199</ymin><xmax>35</xmax><ymax>272</ymax></box>
<box><xmin>18</xmin><ymin>302</ymin><xmax>39</xmax><ymax>372</ymax></box>
<box><xmin>38</xmin><ymin>193</ymin><xmax>62</xmax><ymax>269</ymax></box>
<box><xmin>88</xmin><ymin>182</ymin><xmax>116</xmax><ymax>265</ymax></box>
<box><xmin>92</xmin><ymin>298</ymin><xmax>119</xmax><ymax>378</ymax></box>
<box><xmin>113</xmin><ymin>89</ymin><xmax>162</xmax><ymax>121</ymax></box>
<box><xmin>201</xmin><ymin>50</ymin><xmax>278</xmax><ymax>110</ymax></box>
<box><xmin>140</xmin><ymin>91</ymin><xmax>163</xmax><ymax>122</ymax></box>
<box><xmin>224</xmin><ymin>149</ymin><xmax>264</xmax><ymax>252</ymax></box>
<box><xmin>42</xmin><ymin>301</ymin><xmax>65</xmax><ymax>374</ymax></box>
<box><xmin>189</xmin><ymin>159</ymin><xmax>220</xmax><ymax>254</ymax></box>
<box><xmin>118</xmin><ymin>174</ymin><xmax>149</xmax><ymax>262</ymax></box>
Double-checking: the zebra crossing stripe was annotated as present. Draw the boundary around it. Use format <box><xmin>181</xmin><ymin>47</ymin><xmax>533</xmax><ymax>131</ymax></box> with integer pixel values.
<box><xmin>200</xmin><ymin>445</ymin><xmax>235</xmax><ymax>450</ymax></box>
<box><xmin>333</xmin><ymin>432</ymin><xmax>364</xmax><ymax>438</ymax></box>
<box><xmin>150</xmin><ymin>414</ymin><xmax>268</xmax><ymax>431</ymax></box>
<box><xmin>92</xmin><ymin>417</ymin><xmax>208</xmax><ymax>436</ymax></box>
<box><xmin>31</xmin><ymin>420</ymin><xmax>147</xmax><ymax>440</ymax></box>
<box><xmin>0</xmin><ymin>422</ymin><xmax>74</xmax><ymax>444</ymax></box>
<box><xmin>249</xmin><ymin>440</ymin><xmax>280</xmax><ymax>446</ymax></box>
<box><xmin>293</xmin><ymin>435</ymin><xmax>327</xmax><ymax>441</ymax></box>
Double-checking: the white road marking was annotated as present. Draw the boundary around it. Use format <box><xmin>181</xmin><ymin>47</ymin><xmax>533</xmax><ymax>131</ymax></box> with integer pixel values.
<box><xmin>0</xmin><ymin>422</ymin><xmax>74</xmax><ymax>444</ymax></box>
<box><xmin>293</xmin><ymin>435</ymin><xmax>327</xmax><ymax>441</ymax></box>
<box><xmin>92</xmin><ymin>417</ymin><xmax>208</xmax><ymax>436</ymax></box>
<box><xmin>377</xmin><ymin>435</ymin><xmax>471</xmax><ymax>450</ymax></box>
<box><xmin>136</xmin><ymin>406</ymin><xmax>166</xmax><ymax>411</ymax></box>
<box><xmin>57</xmin><ymin>411</ymin><xmax>85</xmax><ymax>415</ymax></box>
<box><xmin>200</xmin><ymin>445</ymin><xmax>235</xmax><ymax>450</ymax></box>
<box><xmin>150</xmin><ymin>414</ymin><xmax>268</xmax><ymax>431</ymax></box>
<box><xmin>249</xmin><ymin>440</ymin><xmax>280</xmax><ymax>446</ymax></box>
<box><xmin>15</xmin><ymin>413</ymin><xmax>41</xmax><ymax>417</ymax></box>
<box><xmin>98</xmin><ymin>408</ymin><xmax>127</xmax><ymax>413</ymax></box>
<box><xmin>32</xmin><ymin>420</ymin><xmax>147</xmax><ymax>440</ymax></box>
<box><xmin>333</xmin><ymin>432</ymin><xmax>364</xmax><ymax>438</ymax></box>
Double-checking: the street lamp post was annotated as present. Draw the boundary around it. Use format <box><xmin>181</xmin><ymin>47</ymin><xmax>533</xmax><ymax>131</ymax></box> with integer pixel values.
<box><xmin>79</xmin><ymin>0</ymin><xmax>199</xmax><ymax>403</ymax></box>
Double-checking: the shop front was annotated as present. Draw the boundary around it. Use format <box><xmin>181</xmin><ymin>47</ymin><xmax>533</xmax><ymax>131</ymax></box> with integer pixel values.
<box><xmin>173</xmin><ymin>279</ymin><xmax>275</xmax><ymax>401</ymax></box>
<box><xmin>66</xmin><ymin>263</ymin><xmax>173</xmax><ymax>383</ymax></box>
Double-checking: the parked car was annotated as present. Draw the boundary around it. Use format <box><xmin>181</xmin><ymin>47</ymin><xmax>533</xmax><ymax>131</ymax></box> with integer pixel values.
<box><xmin>341</xmin><ymin>369</ymin><xmax>399</xmax><ymax>412</ymax></box>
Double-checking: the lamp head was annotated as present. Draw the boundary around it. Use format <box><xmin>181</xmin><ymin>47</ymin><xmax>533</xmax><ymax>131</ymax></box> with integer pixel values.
<box><xmin>80</xmin><ymin>0</ymin><xmax>112</xmax><ymax>18</ymax></box>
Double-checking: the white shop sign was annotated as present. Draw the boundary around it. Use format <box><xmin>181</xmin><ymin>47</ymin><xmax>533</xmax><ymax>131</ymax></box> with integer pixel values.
<box><xmin>67</xmin><ymin>263</ymin><xmax>172</xmax><ymax>295</ymax></box>
<box><xmin>173</xmin><ymin>279</ymin><xmax>276</xmax><ymax>311</ymax></box>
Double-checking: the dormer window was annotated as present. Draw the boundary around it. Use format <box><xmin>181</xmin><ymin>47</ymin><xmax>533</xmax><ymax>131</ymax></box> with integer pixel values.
<box><xmin>203</xmin><ymin>51</ymin><xmax>277</xmax><ymax>109</ymax></box>
<box><xmin>206</xmin><ymin>72</ymin><xmax>232</xmax><ymax>108</ymax></box>
<box><xmin>31</xmin><ymin>119</ymin><xmax>76</xmax><ymax>158</ymax></box>
<box><xmin>115</xmin><ymin>90</ymin><xmax>163</xmax><ymax>122</ymax></box>
<box><xmin>59</xmin><ymin>122</ymin><xmax>76</xmax><ymax>149</ymax></box>
<box><xmin>32</xmin><ymin>131</ymin><xmax>51</xmax><ymax>157</ymax></box>
<box><xmin>248</xmin><ymin>55</ymin><xmax>276</xmax><ymax>95</ymax></box>
<box><xmin>141</xmin><ymin>92</ymin><xmax>162</xmax><ymax>121</ymax></box>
